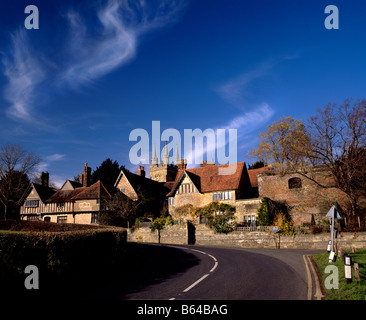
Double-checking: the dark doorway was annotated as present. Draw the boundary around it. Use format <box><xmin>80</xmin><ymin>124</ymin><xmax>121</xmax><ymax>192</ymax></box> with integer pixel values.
<box><xmin>187</xmin><ymin>221</ymin><xmax>196</xmax><ymax>245</ymax></box>
<box><xmin>44</xmin><ymin>217</ymin><xmax>51</xmax><ymax>222</ymax></box>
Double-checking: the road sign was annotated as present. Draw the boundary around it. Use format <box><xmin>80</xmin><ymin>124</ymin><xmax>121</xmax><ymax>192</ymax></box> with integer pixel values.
<box><xmin>326</xmin><ymin>205</ymin><xmax>343</xmax><ymax>220</ymax></box>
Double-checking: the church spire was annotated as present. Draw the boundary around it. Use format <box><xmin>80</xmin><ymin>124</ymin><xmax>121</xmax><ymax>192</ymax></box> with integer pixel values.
<box><xmin>151</xmin><ymin>144</ymin><xmax>158</xmax><ymax>165</ymax></box>
<box><xmin>174</xmin><ymin>144</ymin><xmax>180</xmax><ymax>166</ymax></box>
<box><xmin>162</xmin><ymin>141</ymin><xmax>169</xmax><ymax>165</ymax></box>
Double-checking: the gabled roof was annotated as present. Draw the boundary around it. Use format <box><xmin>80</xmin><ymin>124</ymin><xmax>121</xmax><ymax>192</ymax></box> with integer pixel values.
<box><xmin>115</xmin><ymin>168</ymin><xmax>170</xmax><ymax>199</ymax></box>
<box><xmin>71</xmin><ymin>181</ymin><xmax>111</xmax><ymax>200</ymax></box>
<box><xmin>18</xmin><ymin>183</ymin><xmax>58</xmax><ymax>205</ymax></box>
<box><xmin>167</xmin><ymin>162</ymin><xmax>247</xmax><ymax>196</ymax></box>
<box><xmin>46</xmin><ymin>181</ymin><xmax>110</xmax><ymax>203</ymax></box>
<box><xmin>60</xmin><ymin>179</ymin><xmax>82</xmax><ymax>190</ymax></box>
<box><xmin>247</xmin><ymin>166</ymin><xmax>270</xmax><ymax>188</ymax></box>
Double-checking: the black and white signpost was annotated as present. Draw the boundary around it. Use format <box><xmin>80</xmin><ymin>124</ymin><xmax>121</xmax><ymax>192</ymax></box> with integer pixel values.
<box><xmin>326</xmin><ymin>205</ymin><xmax>343</xmax><ymax>262</ymax></box>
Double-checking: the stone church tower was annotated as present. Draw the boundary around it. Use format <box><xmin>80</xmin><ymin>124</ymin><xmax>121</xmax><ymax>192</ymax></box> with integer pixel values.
<box><xmin>150</xmin><ymin>143</ymin><xmax>185</xmax><ymax>183</ymax></box>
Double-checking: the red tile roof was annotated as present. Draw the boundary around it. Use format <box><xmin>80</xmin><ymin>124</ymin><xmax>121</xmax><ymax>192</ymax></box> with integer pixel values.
<box><xmin>247</xmin><ymin>166</ymin><xmax>270</xmax><ymax>188</ymax></box>
<box><xmin>167</xmin><ymin>162</ymin><xmax>247</xmax><ymax>196</ymax></box>
<box><xmin>46</xmin><ymin>181</ymin><xmax>110</xmax><ymax>203</ymax></box>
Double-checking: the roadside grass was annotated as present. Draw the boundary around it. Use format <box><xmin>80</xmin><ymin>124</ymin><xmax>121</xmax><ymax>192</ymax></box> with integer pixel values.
<box><xmin>312</xmin><ymin>249</ymin><xmax>366</xmax><ymax>300</ymax></box>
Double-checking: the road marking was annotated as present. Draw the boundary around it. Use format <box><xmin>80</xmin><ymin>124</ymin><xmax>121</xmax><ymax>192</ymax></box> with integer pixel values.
<box><xmin>307</xmin><ymin>255</ymin><xmax>324</xmax><ymax>300</ymax></box>
<box><xmin>303</xmin><ymin>254</ymin><xmax>324</xmax><ymax>300</ymax></box>
<box><xmin>210</xmin><ymin>261</ymin><xmax>218</xmax><ymax>273</ymax></box>
<box><xmin>303</xmin><ymin>255</ymin><xmax>313</xmax><ymax>300</ymax></box>
<box><xmin>166</xmin><ymin>245</ymin><xmax>219</xmax><ymax>298</ymax></box>
<box><xmin>183</xmin><ymin>274</ymin><xmax>210</xmax><ymax>292</ymax></box>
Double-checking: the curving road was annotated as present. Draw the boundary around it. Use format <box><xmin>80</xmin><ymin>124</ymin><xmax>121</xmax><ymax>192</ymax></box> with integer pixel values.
<box><xmin>94</xmin><ymin>243</ymin><xmax>323</xmax><ymax>300</ymax></box>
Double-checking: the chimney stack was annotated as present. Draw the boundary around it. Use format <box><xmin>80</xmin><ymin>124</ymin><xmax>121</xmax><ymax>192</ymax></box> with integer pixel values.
<box><xmin>137</xmin><ymin>165</ymin><xmax>146</xmax><ymax>178</ymax></box>
<box><xmin>200</xmin><ymin>159</ymin><xmax>215</xmax><ymax>167</ymax></box>
<box><xmin>83</xmin><ymin>163</ymin><xmax>91</xmax><ymax>187</ymax></box>
<box><xmin>40</xmin><ymin>172</ymin><xmax>49</xmax><ymax>187</ymax></box>
<box><xmin>178</xmin><ymin>159</ymin><xmax>187</xmax><ymax>170</ymax></box>
<box><xmin>79</xmin><ymin>174</ymin><xmax>84</xmax><ymax>185</ymax></box>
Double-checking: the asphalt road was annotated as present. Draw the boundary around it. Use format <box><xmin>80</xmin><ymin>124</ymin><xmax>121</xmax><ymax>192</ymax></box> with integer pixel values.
<box><xmin>92</xmin><ymin>243</ymin><xmax>323</xmax><ymax>300</ymax></box>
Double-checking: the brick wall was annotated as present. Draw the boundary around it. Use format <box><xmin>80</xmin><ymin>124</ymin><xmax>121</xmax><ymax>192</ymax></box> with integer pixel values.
<box><xmin>258</xmin><ymin>170</ymin><xmax>348</xmax><ymax>225</ymax></box>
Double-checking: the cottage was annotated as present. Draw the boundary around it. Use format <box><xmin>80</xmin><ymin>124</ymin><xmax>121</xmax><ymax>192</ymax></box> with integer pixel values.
<box><xmin>19</xmin><ymin>164</ymin><xmax>111</xmax><ymax>224</ymax></box>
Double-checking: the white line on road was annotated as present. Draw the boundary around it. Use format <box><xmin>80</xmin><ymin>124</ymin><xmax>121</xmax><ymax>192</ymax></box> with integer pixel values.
<box><xmin>166</xmin><ymin>245</ymin><xmax>219</xmax><ymax>298</ymax></box>
<box><xmin>183</xmin><ymin>274</ymin><xmax>210</xmax><ymax>292</ymax></box>
<box><xmin>210</xmin><ymin>261</ymin><xmax>218</xmax><ymax>273</ymax></box>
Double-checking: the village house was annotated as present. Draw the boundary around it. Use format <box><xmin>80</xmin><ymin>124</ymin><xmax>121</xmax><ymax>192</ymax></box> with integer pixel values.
<box><xmin>19</xmin><ymin>163</ymin><xmax>111</xmax><ymax>224</ymax></box>
<box><xmin>114</xmin><ymin>165</ymin><xmax>170</xmax><ymax>217</ymax></box>
<box><xmin>124</xmin><ymin>143</ymin><xmax>268</xmax><ymax>225</ymax></box>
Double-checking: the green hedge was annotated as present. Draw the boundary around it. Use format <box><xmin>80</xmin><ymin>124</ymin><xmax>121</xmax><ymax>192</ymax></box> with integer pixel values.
<box><xmin>0</xmin><ymin>227</ymin><xmax>127</xmax><ymax>298</ymax></box>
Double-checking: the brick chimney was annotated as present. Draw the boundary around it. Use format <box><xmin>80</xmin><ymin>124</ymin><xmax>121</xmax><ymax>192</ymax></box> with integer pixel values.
<box><xmin>83</xmin><ymin>163</ymin><xmax>91</xmax><ymax>187</ymax></box>
<box><xmin>40</xmin><ymin>172</ymin><xmax>49</xmax><ymax>187</ymax></box>
<box><xmin>200</xmin><ymin>159</ymin><xmax>215</xmax><ymax>167</ymax></box>
<box><xmin>79</xmin><ymin>174</ymin><xmax>83</xmax><ymax>185</ymax></box>
<box><xmin>178</xmin><ymin>159</ymin><xmax>187</xmax><ymax>170</ymax></box>
<box><xmin>137</xmin><ymin>165</ymin><xmax>145</xmax><ymax>178</ymax></box>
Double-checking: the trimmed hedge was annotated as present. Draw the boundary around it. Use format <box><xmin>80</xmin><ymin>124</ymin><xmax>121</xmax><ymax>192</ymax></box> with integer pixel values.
<box><xmin>0</xmin><ymin>224</ymin><xmax>127</xmax><ymax>298</ymax></box>
<box><xmin>0</xmin><ymin>219</ymin><xmax>102</xmax><ymax>232</ymax></box>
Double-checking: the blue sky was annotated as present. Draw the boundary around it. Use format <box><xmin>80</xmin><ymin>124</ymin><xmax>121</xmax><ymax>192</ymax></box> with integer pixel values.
<box><xmin>0</xmin><ymin>0</ymin><xmax>366</xmax><ymax>187</ymax></box>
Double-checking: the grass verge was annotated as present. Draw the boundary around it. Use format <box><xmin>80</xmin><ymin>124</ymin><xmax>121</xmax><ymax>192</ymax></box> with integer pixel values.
<box><xmin>312</xmin><ymin>249</ymin><xmax>366</xmax><ymax>300</ymax></box>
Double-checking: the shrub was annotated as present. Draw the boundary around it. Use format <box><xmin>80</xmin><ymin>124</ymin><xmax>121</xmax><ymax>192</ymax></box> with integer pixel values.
<box><xmin>195</xmin><ymin>201</ymin><xmax>236</xmax><ymax>234</ymax></box>
<box><xmin>273</xmin><ymin>212</ymin><xmax>295</xmax><ymax>235</ymax></box>
<box><xmin>256</xmin><ymin>198</ymin><xmax>289</xmax><ymax>227</ymax></box>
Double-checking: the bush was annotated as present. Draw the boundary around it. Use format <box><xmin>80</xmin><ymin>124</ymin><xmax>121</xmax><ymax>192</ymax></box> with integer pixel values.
<box><xmin>273</xmin><ymin>212</ymin><xmax>295</xmax><ymax>235</ymax></box>
<box><xmin>256</xmin><ymin>198</ymin><xmax>289</xmax><ymax>227</ymax></box>
<box><xmin>195</xmin><ymin>201</ymin><xmax>236</xmax><ymax>234</ymax></box>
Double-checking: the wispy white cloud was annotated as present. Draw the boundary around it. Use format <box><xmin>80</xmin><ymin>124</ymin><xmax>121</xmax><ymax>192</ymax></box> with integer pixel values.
<box><xmin>217</xmin><ymin>64</ymin><xmax>270</xmax><ymax>110</ymax></box>
<box><xmin>2</xmin><ymin>0</ymin><xmax>188</xmax><ymax>125</ymax></box>
<box><xmin>2</xmin><ymin>30</ymin><xmax>45</xmax><ymax>122</ymax></box>
<box><xmin>61</xmin><ymin>0</ymin><xmax>188</xmax><ymax>88</ymax></box>
<box><xmin>223</xmin><ymin>103</ymin><xmax>275</xmax><ymax>132</ymax></box>
<box><xmin>45</xmin><ymin>153</ymin><xmax>66</xmax><ymax>162</ymax></box>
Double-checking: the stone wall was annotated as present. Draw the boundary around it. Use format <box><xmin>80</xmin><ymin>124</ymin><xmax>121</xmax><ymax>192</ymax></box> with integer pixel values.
<box><xmin>195</xmin><ymin>225</ymin><xmax>366</xmax><ymax>250</ymax></box>
<box><xmin>127</xmin><ymin>224</ymin><xmax>188</xmax><ymax>245</ymax></box>
<box><xmin>128</xmin><ymin>224</ymin><xmax>366</xmax><ymax>250</ymax></box>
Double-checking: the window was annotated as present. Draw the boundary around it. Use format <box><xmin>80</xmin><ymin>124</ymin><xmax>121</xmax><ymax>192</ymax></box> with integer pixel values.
<box><xmin>168</xmin><ymin>197</ymin><xmax>175</xmax><ymax>206</ymax></box>
<box><xmin>91</xmin><ymin>213</ymin><xmax>98</xmax><ymax>224</ymax></box>
<box><xmin>243</xmin><ymin>215</ymin><xmax>256</xmax><ymax>227</ymax></box>
<box><xmin>27</xmin><ymin>215</ymin><xmax>39</xmax><ymax>221</ymax></box>
<box><xmin>57</xmin><ymin>215</ymin><xmax>67</xmax><ymax>223</ymax></box>
<box><xmin>288</xmin><ymin>177</ymin><xmax>302</xmax><ymax>189</ymax></box>
<box><xmin>177</xmin><ymin>183</ymin><xmax>194</xmax><ymax>194</ymax></box>
<box><xmin>25</xmin><ymin>200</ymin><xmax>39</xmax><ymax>208</ymax></box>
<box><xmin>212</xmin><ymin>191</ymin><xmax>232</xmax><ymax>201</ymax></box>
<box><xmin>56</xmin><ymin>202</ymin><xmax>65</xmax><ymax>212</ymax></box>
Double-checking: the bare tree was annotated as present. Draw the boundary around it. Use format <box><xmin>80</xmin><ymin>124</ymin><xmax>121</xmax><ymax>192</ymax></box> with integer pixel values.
<box><xmin>303</xmin><ymin>99</ymin><xmax>366</xmax><ymax>218</ymax></box>
<box><xmin>0</xmin><ymin>144</ymin><xmax>41</xmax><ymax>219</ymax></box>
<box><xmin>251</xmin><ymin>99</ymin><xmax>366</xmax><ymax>220</ymax></box>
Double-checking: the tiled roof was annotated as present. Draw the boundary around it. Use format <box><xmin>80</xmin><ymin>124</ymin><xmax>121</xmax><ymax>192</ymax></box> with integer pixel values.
<box><xmin>71</xmin><ymin>181</ymin><xmax>111</xmax><ymax>200</ymax></box>
<box><xmin>247</xmin><ymin>166</ymin><xmax>270</xmax><ymax>188</ymax></box>
<box><xmin>167</xmin><ymin>162</ymin><xmax>247</xmax><ymax>196</ymax></box>
<box><xmin>46</xmin><ymin>181</ymin><xmax>110</xmax><ymax>203</ymax></box>
<box><xmin>18</xmin><ymin>183</ymin><xmax>57</xmax><ymax>205</ymax></box>
<box><xmin>115</xmin><ymin>168</ymin><xmax>171</xmax><ymax>199</ymax></box>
